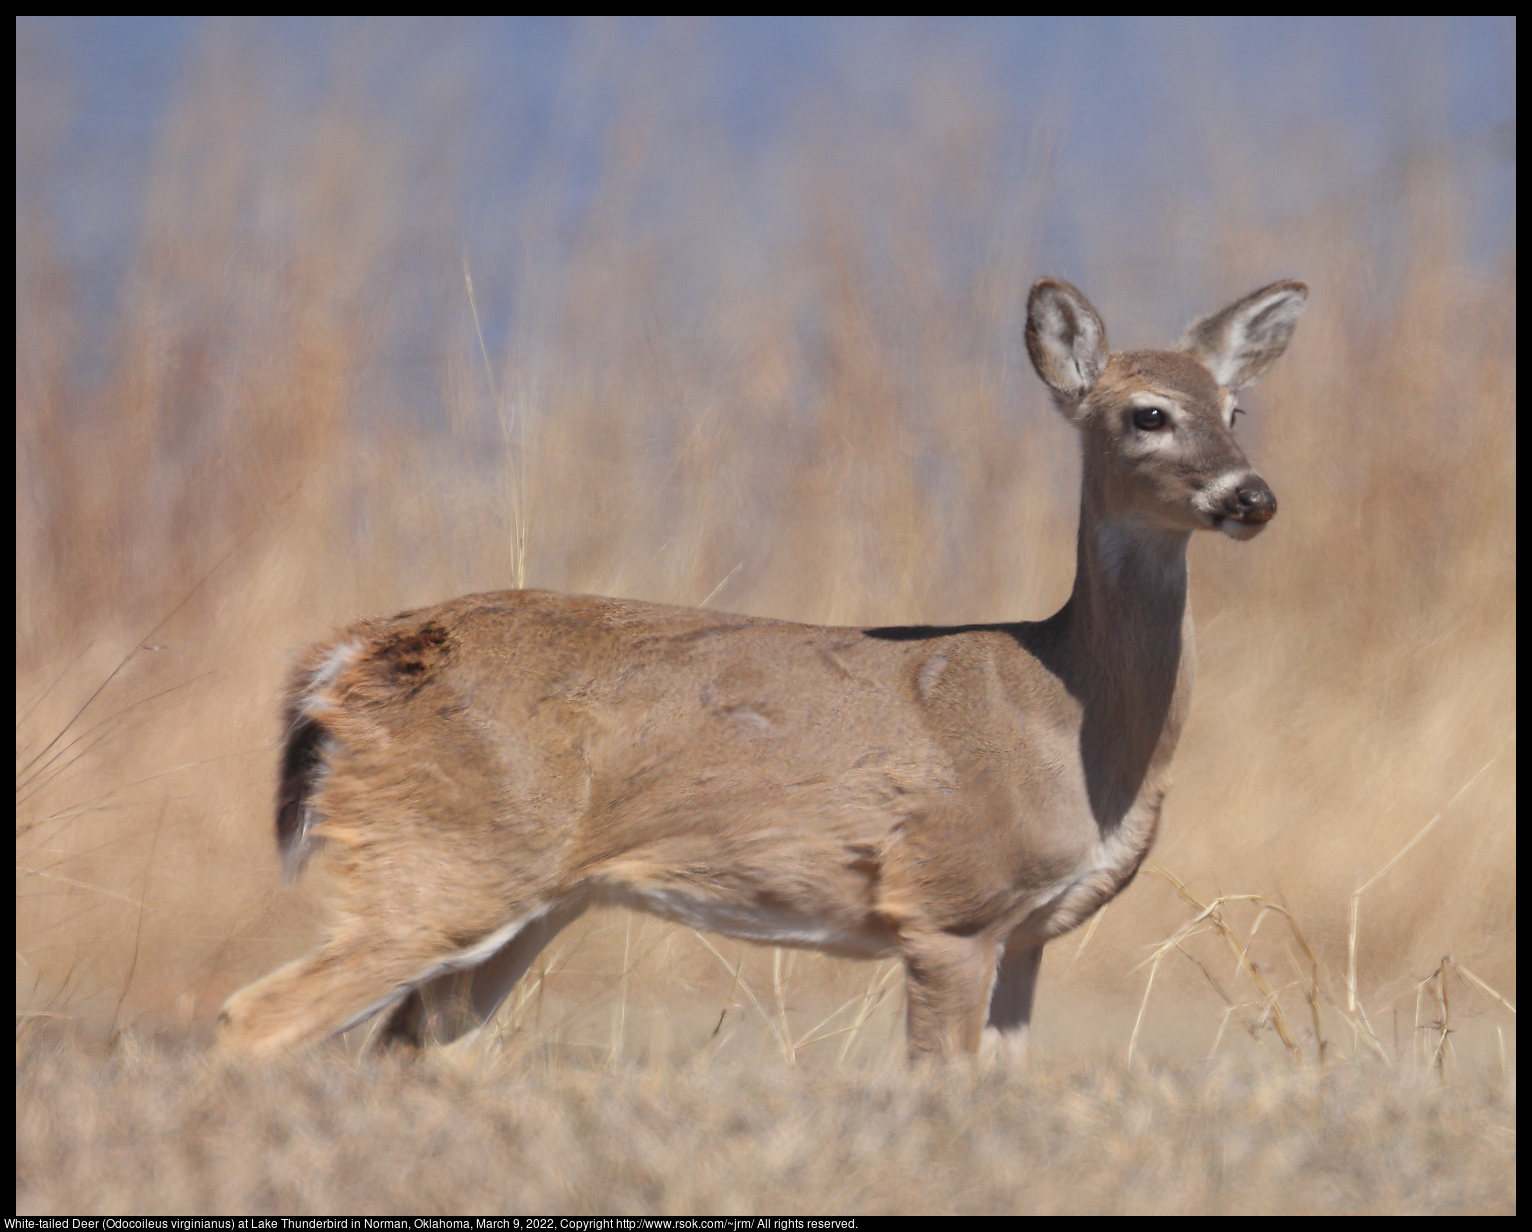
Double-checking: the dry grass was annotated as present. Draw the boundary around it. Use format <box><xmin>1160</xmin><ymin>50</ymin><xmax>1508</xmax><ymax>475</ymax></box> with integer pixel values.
<box><xmin>16</xmin><ymin>18</ymin><xmax>1514</xmax><ymax>1216</ymax></box>
<box><xmin>16</xmin><ymin>1029</ymin><xmax>1515</xmax><ymax>1215</ymax></box>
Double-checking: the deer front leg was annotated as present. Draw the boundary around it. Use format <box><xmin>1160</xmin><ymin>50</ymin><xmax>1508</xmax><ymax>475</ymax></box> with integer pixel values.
<box><xmin>983</xmin><ymin>932</ymin><xmax>1042</xmax><ymax>1066</ymax></box>
<box><xmin>900</xmin><ymin>929</ymin><xmax>1000</xmax><ymax>1059</ymax></box>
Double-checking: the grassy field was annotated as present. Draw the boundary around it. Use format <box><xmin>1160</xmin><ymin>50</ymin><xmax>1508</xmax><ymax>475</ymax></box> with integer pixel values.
<box><xmin>16</xmin><ymin>19</ymin><xmax>1514</xmax><ymax>1216</ymax></box>
<box><xmin>16</xmin><ymin>1032</ymin><xmax>1514</xmax><ymax>1214</ymax></box>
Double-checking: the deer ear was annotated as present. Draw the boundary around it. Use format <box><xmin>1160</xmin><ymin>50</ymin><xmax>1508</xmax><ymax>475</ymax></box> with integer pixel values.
<box><xmin>1181</xmin><ymin>280</ymin><xmax>1308</xmax><ymax>391</ymax></box>
<box><xmin>1026</xmin><ymin>278</ymin><xmax>1109</xmax><ymax>400</ymax></box>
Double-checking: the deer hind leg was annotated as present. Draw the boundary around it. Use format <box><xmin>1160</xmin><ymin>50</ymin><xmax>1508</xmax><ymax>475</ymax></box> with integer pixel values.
<box><xmin>217</xmin><ymin>926</ymin><xmax>452</xmax><ymax>1056</ymax></box>
<box><xmin>371</xmin><ymin>900</ymin><xmax>587</xmax><ymax>1051</ymax></box>
<box><xmin>216</xmin><ymin>871</ymin><xmax>573</xmax><ymax>1057</ymax></box>
<box><xmin>900</xmin><ymin>929</ymin><xmax>1001</xmax><ymax>1060</ymax></box>
<box><xmin>216</xmin><ymin>903</ymin><xmax>567</xmax><ymax>1057</ymax></box>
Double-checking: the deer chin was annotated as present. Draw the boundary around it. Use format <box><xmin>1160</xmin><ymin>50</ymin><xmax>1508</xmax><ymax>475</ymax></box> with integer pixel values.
<box><xmin>1214</xmin><ymin>514</ymin><xmax>1270</xmax><ymax>541</ymax></box>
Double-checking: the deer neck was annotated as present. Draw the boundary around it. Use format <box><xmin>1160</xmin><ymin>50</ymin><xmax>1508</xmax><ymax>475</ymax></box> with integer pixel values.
<box><xmin>1058</xmin><ymin>498</ymin><xmax>1196</xmax><ymax>833</ymax></box>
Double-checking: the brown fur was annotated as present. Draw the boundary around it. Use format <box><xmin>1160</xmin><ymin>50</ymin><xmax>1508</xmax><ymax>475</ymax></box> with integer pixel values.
<box><xmin>218</xmin><ymin>277</ymin><xmax>1306</xmax><ymax>1060</ymax></box>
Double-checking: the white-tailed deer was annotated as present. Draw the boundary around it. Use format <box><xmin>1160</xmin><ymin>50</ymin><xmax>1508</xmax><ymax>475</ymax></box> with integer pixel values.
<box><xmin>218</xmin><ymin>276</ymin><xmax>1306</xmax><ymax>1061</ymax></box>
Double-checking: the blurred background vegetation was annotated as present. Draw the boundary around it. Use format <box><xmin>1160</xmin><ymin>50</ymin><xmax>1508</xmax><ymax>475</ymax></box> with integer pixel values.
<box><xmin>16</xmin><ymin>17</ymin><xmax>1514</xmax><ymax>1072</ymax></box>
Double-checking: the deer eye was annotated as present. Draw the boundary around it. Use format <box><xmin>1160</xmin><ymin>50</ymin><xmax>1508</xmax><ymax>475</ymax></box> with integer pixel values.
<box><xmin>1131</xmin><ymin>406</ymin><xmax>1166</xmax><ymax>431</ymax></box>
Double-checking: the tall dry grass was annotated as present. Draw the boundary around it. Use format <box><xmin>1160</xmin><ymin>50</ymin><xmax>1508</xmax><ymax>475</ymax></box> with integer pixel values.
<box><xmin>17</xmin><ymin>20</ymin><xmax>1513</xmax><ymax>1081</ymax></box>
<box><xmin>16</xmin><ymin>1037</ymin><xmax>1515</xmax><ymax>1214</ymax></box>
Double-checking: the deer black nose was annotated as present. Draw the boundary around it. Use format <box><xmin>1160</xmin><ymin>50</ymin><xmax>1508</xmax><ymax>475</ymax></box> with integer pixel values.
<box><xmin>1236</xmin><ymin>481</ymin><xmax>1277</xmax><ymax>522</ymax></box>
